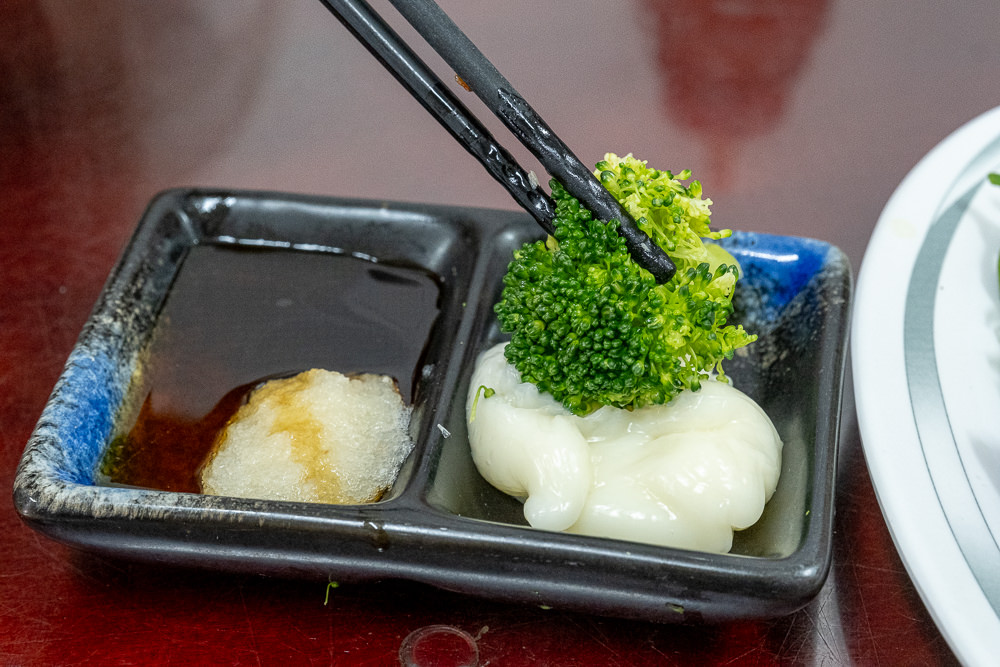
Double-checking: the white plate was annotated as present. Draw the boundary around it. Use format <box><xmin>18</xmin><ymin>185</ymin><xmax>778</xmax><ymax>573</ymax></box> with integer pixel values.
<box><xmin>853</xmin><ymin>105</ymin><xmax>1000</xmax><ymax>667</ymax></box>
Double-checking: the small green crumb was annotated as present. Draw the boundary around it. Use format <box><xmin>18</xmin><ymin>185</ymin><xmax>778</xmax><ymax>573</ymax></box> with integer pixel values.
<box><xmin>468</xmin><ymin>385</ymin><xmax>495</xmax><ymax>422</ymax></box>
<box><xmin>323</xmin><ymin>581</ymin><xmax>340</xmax><ymax>605</ymax></box>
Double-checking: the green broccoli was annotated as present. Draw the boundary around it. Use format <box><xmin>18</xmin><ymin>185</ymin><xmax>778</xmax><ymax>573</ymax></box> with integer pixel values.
<box><xmin>494</xmin><ymin>153</ymin><xmax>756</xmax><ymax>416</ymax></box>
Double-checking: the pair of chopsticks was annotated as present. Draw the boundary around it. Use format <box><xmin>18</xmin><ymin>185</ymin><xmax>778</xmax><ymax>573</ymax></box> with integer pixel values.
<box><xmin>316</xmin><ymin>0</ymin><xmax>676</xmax><ymax>282</ymax></box>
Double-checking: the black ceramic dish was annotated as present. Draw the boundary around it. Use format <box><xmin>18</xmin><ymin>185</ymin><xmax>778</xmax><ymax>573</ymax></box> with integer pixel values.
<box><xmin>13</xmin><ymin>190</ymin><xmax>852</xmax><ymax>622</ymax></box>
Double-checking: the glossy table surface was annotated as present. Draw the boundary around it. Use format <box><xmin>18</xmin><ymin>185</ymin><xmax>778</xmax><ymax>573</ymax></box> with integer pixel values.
<box><xmin>3</xmin><ymin>1</ymin><xmax>995</xmax><ymax>664</ymax></box>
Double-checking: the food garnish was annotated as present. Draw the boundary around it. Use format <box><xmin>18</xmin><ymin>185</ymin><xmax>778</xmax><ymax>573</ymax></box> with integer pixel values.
<box><xmin>494</xmin><ymin>153</ymin><xmax>755</xmax><ymax>416</ymax></box>
<box><xmin>200</xmin><ymin>369</ymin><xmax>412</xmax><ymax>505</ymax></box>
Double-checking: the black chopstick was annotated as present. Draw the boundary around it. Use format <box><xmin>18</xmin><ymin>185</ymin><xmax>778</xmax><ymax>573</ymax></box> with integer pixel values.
<box><xmin>319</xmin><ymin>0</ymin><xmax>676</xmax><ymax>282</ymax></box>
<box><xmin>316</xmin><ymin>0</ymin><xmax>555</xmax><ymax>233</ymax></box>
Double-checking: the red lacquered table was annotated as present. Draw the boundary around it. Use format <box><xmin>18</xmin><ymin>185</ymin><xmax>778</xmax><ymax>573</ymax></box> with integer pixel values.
<box><xmin>3</xmin><ymin>1</ymin><xmax>995</xmax><ymax>664</ymax></box>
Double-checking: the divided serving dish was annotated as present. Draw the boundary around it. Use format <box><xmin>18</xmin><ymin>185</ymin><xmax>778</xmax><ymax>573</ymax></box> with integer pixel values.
<box><xmin>13</xmin><ymin>189</ymin><xmax>852</xmax><ymax>622</ymax></box>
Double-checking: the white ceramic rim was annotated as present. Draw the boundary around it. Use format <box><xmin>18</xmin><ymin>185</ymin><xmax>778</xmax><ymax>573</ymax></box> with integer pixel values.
<box><xmin>853</xmin><ymin>104</ymin><xmax>1000</xmax><ymax>667</ymax></box>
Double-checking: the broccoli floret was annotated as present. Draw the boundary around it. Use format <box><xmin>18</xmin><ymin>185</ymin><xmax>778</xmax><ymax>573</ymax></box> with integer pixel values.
<box><xmin>494</xmin><ymin>153</ymin><xmax>756</xmax><ymax>416</ymax></box>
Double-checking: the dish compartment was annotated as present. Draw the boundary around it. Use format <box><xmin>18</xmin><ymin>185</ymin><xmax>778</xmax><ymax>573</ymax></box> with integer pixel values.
<box><xmin>428</xmin><ymin>230</ymin><xmax>850</xmax><ymax>563</ymax></box>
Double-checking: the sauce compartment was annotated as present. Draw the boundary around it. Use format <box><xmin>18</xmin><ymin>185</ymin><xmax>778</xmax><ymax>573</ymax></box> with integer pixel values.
<box><xmin>100</xmin><ymin>245</ymin><xmax>441</xmax><ymax>498</ymax></box>
<box><xmin>55</xmin><ymin>190</ymin><xmax>480</xmax><ymax>496</ymax></box>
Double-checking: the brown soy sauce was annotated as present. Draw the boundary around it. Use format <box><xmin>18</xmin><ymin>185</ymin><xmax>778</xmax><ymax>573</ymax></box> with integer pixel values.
<box><xmin>100</xmin><ymin>244</ymin><xmax>440</xmax><ymax>493</ymax></box>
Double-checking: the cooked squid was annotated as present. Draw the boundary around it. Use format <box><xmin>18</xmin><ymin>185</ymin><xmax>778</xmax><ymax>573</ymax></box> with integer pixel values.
<box><xmin>466</xmin><ymin>343</ymin><xmax>782</xmax><ymax>553</ymax></box>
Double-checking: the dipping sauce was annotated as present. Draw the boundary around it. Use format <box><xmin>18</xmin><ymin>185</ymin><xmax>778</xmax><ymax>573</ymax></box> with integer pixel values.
<box><xmin>99</xmin><ymin>244</ymin><xmax>440</xmax><ymax>493</ymax></box>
